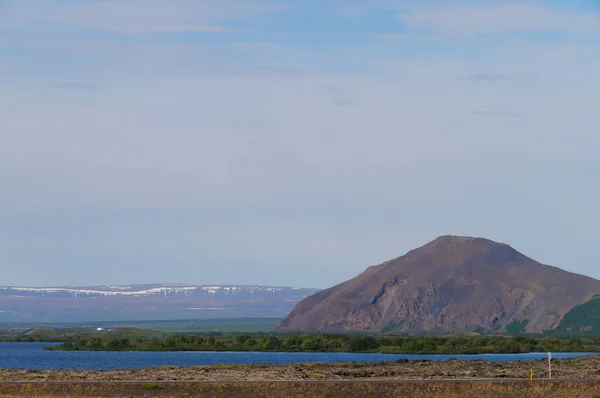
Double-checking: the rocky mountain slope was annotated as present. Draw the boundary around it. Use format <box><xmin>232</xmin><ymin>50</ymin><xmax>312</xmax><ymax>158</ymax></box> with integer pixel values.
<box><xmin>0</xmin><ymin>284</ymin><xmax>318</xmax><ymax>322</ymax></box>
<box><xmin>277</xmin><ymin>236</ymin><xmax>600</xmax><ymax>333</ymax></box>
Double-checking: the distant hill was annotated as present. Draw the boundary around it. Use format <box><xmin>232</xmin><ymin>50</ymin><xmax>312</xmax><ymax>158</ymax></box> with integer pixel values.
<box><xmin>277</xmin><ymin>236</ymin><xmax>600</xmax><ymax>334</ymax></box>
<box><xmin>0</xmin><ymin>284</ymin><xmax>318</xmax><ymax>323</ymax></box>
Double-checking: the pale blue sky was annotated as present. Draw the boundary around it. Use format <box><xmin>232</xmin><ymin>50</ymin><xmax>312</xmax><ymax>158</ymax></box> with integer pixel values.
<box><xmin>1</xmin><ymin>0</ymin><xmax>599</xmax><ymax>288</ymax></box>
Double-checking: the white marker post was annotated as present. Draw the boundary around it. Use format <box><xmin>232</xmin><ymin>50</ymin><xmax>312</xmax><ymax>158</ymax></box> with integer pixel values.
<box><xmin>548</xmin><ymin>352</ymin><xmax>552</xmax><ymax>379</ymax></box>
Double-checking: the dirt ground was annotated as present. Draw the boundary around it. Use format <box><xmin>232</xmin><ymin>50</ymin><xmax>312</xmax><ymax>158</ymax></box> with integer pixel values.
<box><xmin>1</xmin><ymin>354</ymin><xmax>599</xmax><ymax>382</ymax></box>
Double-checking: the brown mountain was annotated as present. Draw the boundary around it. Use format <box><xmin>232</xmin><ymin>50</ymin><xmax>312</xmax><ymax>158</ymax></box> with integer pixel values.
<box><xmin>277</xmin><ymin>236</ymin><xmax>600</xmax><ymax>333</ymax></box>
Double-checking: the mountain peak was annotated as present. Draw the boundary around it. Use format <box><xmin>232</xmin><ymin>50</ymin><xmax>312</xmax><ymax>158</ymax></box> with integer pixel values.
<box><xmin>429</xmin><ymin>235</ymin><xmax>504</xmax><ymax>246</ymax></box>
<box><xmin>278</xmin><ymin>236</ymin><xmax>600</xmax><ymax>334</ymax></box>
<box><xmin>433</xmin><ymin>234</ymin><xmax>475</xmax><ymax>242</ymax></box>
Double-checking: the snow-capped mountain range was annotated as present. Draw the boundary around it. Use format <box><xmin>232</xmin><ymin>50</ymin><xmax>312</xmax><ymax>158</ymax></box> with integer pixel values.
<box><xmin>0</xmin><ymin>284</ymin><xmax>318</xmax><ymax>323</ymax></box>
<box><xmin>0</xmin><ymin>285</ymin><xmax>306</xmax><ymax>298</ymax></box>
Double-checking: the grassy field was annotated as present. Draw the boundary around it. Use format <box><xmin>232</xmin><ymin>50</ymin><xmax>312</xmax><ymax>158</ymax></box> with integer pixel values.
<box><xmin>0</xmin><ymin>317</ymin><xmax>282</xmax><ymax>343</ymax></box>
<box><xmin>110</xmin><ymin>317</ymin><xmax>283</xmax><ymax>333</ymax></box>
<box><xmin>0</xmin><ymin>317</ymin><xmax>281</xmax><ymax>336</ymax></box>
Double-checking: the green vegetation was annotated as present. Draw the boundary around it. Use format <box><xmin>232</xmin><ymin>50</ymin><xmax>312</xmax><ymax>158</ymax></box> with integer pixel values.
<box><xmin>81</xmin><ymin>317</ymin><xmax>282</xmax><ymax>333</ymax></box>
<box><xmin>0</xmin><ymin>326</ymin><xmax>167</xmax><ymax>343</ymax></box>
<box><xmin>506</xmin><ymin>319</ymin><xmax>529</xmax><ymax>334</ymax></box>
<box><xmin>144</xmin><ymin>317</ymin><xmax>282</xmax><ymax>333</ymax></box>
<box><xmin>382</xmin><ymin>320</ymin><xmax>405</xmax><ymax>333</ymax></box>
<box><xmin>0</xmin><ymin>318</ymin><xmax>282</xmax><ymax>343</ymax></box>
<box><xmin>553</xmin><ymin>297</ymin><xmax>600</xmax><ymax>335</ymax></box>
<box><xmin>47</xmin><ymin>334</ymin><xmax>600</xmax><ymax>354</ymax></box>
<box><xmin>5</xmin><ymin>315</ymin><xmax>600</xmax><ymax>355</ymax></box>
<box><xmin>0</xmin><ymin>329</ymin><xmax>76</xmax><ymax>343</ymax></box>
<box><xmin>0</xmin><ymin>318</ymin><xmax>282</xmax><ymax>334</ymax></box>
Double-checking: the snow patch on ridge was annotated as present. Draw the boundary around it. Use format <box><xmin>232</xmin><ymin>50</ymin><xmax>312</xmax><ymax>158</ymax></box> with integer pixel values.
<box><xmin>0</xmin><ymin>285</ymin><xmax>307</xmax><ymax>298</ymax></box>
<box><xmin>1</xmin><ymin>286</ymin><xmax>198</xmax><ymax>297</ymax></box>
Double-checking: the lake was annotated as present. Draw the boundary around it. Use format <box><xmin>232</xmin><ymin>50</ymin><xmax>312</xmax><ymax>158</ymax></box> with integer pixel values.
<box><xmin>0</xmin><ymin>343</ymin><xmax>596</xmax><ymax>370</ymax></box>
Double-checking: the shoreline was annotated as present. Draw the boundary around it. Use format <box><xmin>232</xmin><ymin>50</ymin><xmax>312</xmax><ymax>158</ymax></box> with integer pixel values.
<box><xmin>43</xmin><ymin>333</ymin><xmax>600</xmax><ymax>354</ymax></box>
<box><xmin>1</xmin><ymin>354</ymin><xmax>599</xmax><ymax>382</ymax></box>
<box><xmin>0</xmin><ymin>356</ymin><xmax>598</xmax><ymax>396</ymax></box>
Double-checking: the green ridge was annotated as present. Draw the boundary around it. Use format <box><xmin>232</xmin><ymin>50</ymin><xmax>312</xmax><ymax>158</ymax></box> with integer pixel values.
<box><xmin>553</xmin><ymin>297</ymin><xmax>600</xmax><ymax>335</ymax></box>
<box><xmin>506</xmin><ymin>319</ymin><xmax>529</xmax><ymax>334</ymax></box>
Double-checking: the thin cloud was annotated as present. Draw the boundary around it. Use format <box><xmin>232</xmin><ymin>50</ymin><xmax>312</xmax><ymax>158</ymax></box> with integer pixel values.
<box><xmin>319</xmin><ymin>85</ymin><xmax>356</xmax><ymax>107</ymax></box>
<box><xmin>201</xmin><ymin>65</ymin><xmax>315</xmax><ymax>77</ymax></box>
<box><xmin>464</xmin><ymin>73</ymin><xmax>511</xmax><ymax>82</ymax></box>
<box><xmin>334</xmin><ymin>98</ymin><xmax>356</xmax><ymax>107</ymax></box>
<box><xmin>9</xmin><ymin>0</ymin><xmax>288</xmax><ymax>34</ymax></box>
<box><xmin>143</xmin><ymin>24</ymin><xmax>231</xmax><ymax>33</ymax></box>
<box><xmin>319</xmin><ymin>85</ymin><xmax>352</xmax><ymax>97</ymax></box>
<box><xmin>397</xmin><ymin>2</ymin><xmax>600</xmax><ymax>35</ymax></box>
<box><xmin>51</xmin><ymin>81</ymin><xmax>99</xmax><ymax>90</ymax></box>
<box><xmin>370</xmin><ymin>33</ymin><xmax>425</xmax><ymax>41</ymax></box>
<box><xmin>469</xmin><ymin>110</ymin><xmax>525</xmax><ymax>118</ymax></box>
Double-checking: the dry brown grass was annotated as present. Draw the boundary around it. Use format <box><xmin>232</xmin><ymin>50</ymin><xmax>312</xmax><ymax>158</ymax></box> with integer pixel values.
<box><xmin>0</xmin><ymin>380</ymin><xmax>599</xmax><ymax>397</ymax></box>
<box><xmin>0</xmin><ymin>356</ymin><xmax>599</xmax><ymax>397</ymax></box>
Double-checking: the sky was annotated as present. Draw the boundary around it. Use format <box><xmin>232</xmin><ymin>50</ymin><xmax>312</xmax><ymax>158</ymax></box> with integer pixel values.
<box><xmin>0</xmin><ymin>0</ymin><xmax>599</xmax><ymax>289</ymax></box>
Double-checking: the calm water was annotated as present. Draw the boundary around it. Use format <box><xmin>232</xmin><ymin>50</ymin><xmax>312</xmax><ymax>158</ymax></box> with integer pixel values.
<box><xmin>0</xmin><ymin>343</ymin><xmax>596</xmax><ymax>370</ymax></box>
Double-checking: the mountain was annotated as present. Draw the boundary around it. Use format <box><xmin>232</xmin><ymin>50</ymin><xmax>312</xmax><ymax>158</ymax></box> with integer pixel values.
<box><xmin>0</xmin><ymin>284</ymin><xmax>318</xmax><ymax>323</ymax></box>
<box><xmin>277</xmin><ymin>236</ymin><xmax>600</xmax><ymax>334</ymax></box>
